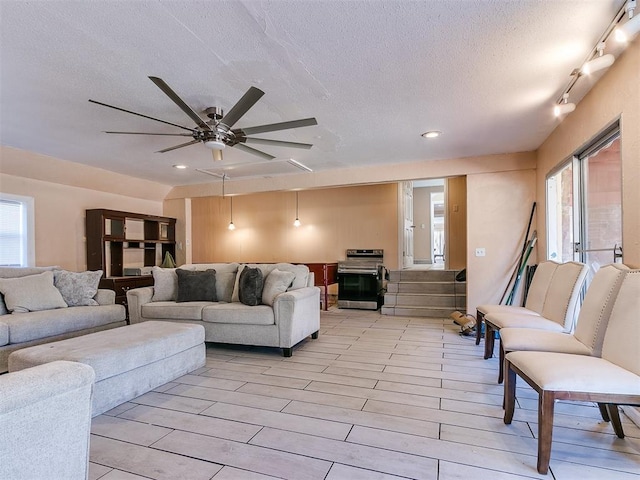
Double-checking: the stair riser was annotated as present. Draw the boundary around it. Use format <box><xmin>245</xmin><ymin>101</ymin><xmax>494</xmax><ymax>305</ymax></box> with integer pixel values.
<box><xmin>384</xmin><ymin>294</ymin><xmax>465</xmax><ymax>308</ymax></box>
<box><xmin>386</xmin><ymin>283</ymin><xmax>465</xmax><ymax>295</ymax></box>
<box><xmin>388</xmin><ymin>270</ymin><xmax>459</xmax><ymax>282</ymax></box>
<box><xmin>381</xmin><ymin>306</ymin><xmax>456</xmax><ymax>318</ymax></box>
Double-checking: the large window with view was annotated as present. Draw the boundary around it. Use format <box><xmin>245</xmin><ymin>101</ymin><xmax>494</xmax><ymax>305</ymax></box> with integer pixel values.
<box><xmin>0</xmin><ymin>194</ymin><xmax>35</xmax><ymax>267</ymax></box>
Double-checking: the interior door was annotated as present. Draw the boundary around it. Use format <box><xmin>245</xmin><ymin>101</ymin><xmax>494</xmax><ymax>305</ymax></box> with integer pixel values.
<box><xmin>402</xmin><ymin>181</ymin><xmax>414</xmax><ymax>268</ymax></box>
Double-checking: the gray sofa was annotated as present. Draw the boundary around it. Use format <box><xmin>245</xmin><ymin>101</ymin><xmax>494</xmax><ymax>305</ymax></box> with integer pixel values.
<box><xmin>0</xmin><ymin>267</ymin><xmax>127</xmax><ymax>373</ymax></box>
<box><xmin>0</xmin><ymin>360</ymin><xmax>95</xmax><ymax>480</ymax></box>
<box><xmin>127</xmin><ymin>263</ymin><xmax>320</xmax><ymax>356</ymax></box>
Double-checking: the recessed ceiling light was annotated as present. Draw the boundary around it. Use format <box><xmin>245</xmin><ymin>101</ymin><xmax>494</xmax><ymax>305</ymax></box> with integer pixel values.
<box><xmin>421</xmin><ymin>131</ymin><xmax>441</xmax><ymax>139</ymax></box>
<box><xmin>173</xmin><ymin>164</ymin><xmax>188</xmax><ymax>169</ymax></box>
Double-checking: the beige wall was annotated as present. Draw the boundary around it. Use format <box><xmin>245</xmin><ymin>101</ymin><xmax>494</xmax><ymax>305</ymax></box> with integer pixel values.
<box><xmin>0</xmin><ymin>147</ymin><xmax>169</xmax><ymax>271</ymax></box>
<box><xmin>189</xmin><ymin>184</ymin><xmax>400</xmax><ymax>268</ymax></box>
<box><xmin>536</xmin><ymin>39</ymin><xmax>640</xmax><ymax>268</ymax></box>
<box><xmin>467</xmin><ymin>169</ymin><xmax>537</xmax><ymax>313</ymax></box>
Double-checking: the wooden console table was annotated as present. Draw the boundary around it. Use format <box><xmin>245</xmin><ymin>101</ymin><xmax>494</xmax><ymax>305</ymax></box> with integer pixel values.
<box><xmin>305</xmin><ymin>263</ymin><xmax>338</xmax><ymax>311</ymax></box>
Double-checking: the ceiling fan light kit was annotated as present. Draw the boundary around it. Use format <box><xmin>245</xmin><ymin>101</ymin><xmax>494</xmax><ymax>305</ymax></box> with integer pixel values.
<box><xmin>89</xmin><ymin>76</ymin><xmax>318</xmax><ymax>165</ymax></box>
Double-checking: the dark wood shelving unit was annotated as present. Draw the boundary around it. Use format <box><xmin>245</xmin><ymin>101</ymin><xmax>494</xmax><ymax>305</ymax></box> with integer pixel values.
<box><xmin>86</xmin><ymin>209</ymin><xmax>176</xmax><ymax>308</ymax></box>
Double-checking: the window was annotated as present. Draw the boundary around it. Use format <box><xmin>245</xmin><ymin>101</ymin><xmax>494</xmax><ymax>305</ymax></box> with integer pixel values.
<box><xmin>546</xmin><ymin>123</ymin><xmax>622</xmax><ymax>273</ymax></box>
<box><xmin>0</xmin><ymin>193</ymin><xmax>35</xmax><ymax>267</ymax></box>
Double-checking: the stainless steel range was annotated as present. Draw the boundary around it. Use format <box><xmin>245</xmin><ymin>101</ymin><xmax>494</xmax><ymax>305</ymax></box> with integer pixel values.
<box><xmin>337</xmin><ymin>249</ymin><xmax>385</xmax><ymax>310</ymax></box>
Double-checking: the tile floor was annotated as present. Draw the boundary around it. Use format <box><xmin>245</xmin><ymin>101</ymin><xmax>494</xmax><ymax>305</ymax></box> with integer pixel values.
<box><xmin>89</xmin><ymin>309</ymin><xmax>640</xmax><ymax>480</ymax></box>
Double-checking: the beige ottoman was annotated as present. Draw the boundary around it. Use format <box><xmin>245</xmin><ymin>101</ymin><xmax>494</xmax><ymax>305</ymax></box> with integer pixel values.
<box><xmin>8</xmin><ymin>321</ymin><xmax>205</xmax><ymax>416</ymax></box>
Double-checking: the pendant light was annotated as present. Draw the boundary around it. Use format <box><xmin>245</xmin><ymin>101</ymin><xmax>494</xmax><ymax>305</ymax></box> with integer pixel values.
<box><xmin>293</xmin><ymin>191</ymin><xmax>301</xmax><ymax>227</ymax></box>
<box><xmin>222</xmin><ymin>175</ymin><xmax>235</xmax><ymax>230</ymax></box>
<box><xmin>228</xmin><ymin>197</ymin><xmax>235</xmax><ymax>230</ymax></box>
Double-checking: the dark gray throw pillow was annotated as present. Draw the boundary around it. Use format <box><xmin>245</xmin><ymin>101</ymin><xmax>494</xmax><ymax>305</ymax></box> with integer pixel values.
<box><xmin>176</xmin><ymin>269</ymin><xmax>217</xmax><ymax>302</ymax></box>
<box><xmin>238</xmin><ymin>267</ymin><xmax>263</xmax><ymax>306</ymax></box>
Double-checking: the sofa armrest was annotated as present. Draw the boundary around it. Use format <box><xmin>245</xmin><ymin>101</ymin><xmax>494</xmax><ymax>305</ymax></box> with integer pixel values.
<box><xmin>0</xmin><ymin>361</ymin><xmax>94</xmax><ymax>480</ymax></box>
<box><xmin>126</xmin><ymin>287</ymin><xmax>154</xmax><ymax>324</ymax></box>
<box><xmin>94</xmin><ymin>288</ymin><xmax>116</xmax><ymax>305</ymax></box>
<box><xmin>273</xmin><ymin>286</ymin><xmax>320</xmax><ymax>348</ymax></box>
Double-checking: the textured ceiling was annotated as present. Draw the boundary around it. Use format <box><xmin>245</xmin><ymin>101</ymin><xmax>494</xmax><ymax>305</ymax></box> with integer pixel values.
<box><xmin>0</xmin><ymin>0</ymin><xmax>626</xmax><ymax>186</ymax></box>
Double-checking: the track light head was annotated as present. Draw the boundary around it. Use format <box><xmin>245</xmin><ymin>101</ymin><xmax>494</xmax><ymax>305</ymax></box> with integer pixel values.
<box><xmin>554</xmin><ymin>93</ymin><xmax>576</xmax><ymax>117</ymax></box>
<box><xmin>616</xmin><ymin>1</ymin><xmax>640</xmax><ymax>42</ymax></box>
<box><xmin>581</xmin><ymin>42</ymin><xmax>615</xmax><ymax>75</ymax></box>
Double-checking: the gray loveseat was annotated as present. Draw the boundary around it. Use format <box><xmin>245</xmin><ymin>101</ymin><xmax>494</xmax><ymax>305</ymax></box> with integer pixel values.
<box><xmin>0</xmin><ymin>266</ymin><xmax>127</xmax><ymax>372</ymax></box>
<box><xmin>127</xmin><ymin>263</ymin><xmax>320</xmax><ymax>356</ymax></box>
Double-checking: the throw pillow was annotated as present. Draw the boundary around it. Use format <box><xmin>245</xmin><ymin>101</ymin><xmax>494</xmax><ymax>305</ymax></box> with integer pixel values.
<box><xmin>262</xmin><ymin>269</ymin><xmax>296</xmax><ymax>306</ymax></box>
<box><xmin>0</xmin><ymin>293</ymin><xmax>8</xmax><ymax>316</ymax></box>
<box><xmin>0</xmin><ymin>271</ymin><xmax>68</xmax><ymax>313</ymax></box>
<box><xmin>231</xmin><ymin>264</ymin><xmax>247</xmax><ymax>302</ymax></box>
<box><xmin>53</xmin><ymin>269</ymin><xmax>102</xmax><ymax>306</ymax></box>
<box><xmin>176</xmin><ymin>269</ymin><xmax>217</xmax><ymax>302</ymax></box>
<box><xmin>238</xmin><ymin>267</ymin><xmax>263</xmax><ymax>306</ymax></box>
<box><xmin>152</xmin><ymin>266</ymin><xmax>178</xmax><ymax>302</ymax></box>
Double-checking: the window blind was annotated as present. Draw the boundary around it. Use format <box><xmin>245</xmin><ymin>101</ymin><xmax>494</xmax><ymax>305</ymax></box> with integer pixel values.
<box><xmin>0</xmin><ymin>199</ymin><xmax>24</xmax><ymax>266</ymax></box>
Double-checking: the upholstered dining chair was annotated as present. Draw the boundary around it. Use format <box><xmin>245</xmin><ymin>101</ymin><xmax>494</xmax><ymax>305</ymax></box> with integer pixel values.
<box><xmin>483</xmin><ymin>261</ymin><xmax>588</xmax><ymax>360</ymax></box>
<box><xmin>497</xmin><ymin>263</ymin><xmax>628</xmax><ymax>383</ymax></box>
<box><xmin>475</xmin><ymin>260</ymin><xmax>560</xmax><ymax>345</ymax></box>
<box><xmin>503</xmin><ymin>269</ymin><xmax>640</xmax><ymax>475</ymax></box>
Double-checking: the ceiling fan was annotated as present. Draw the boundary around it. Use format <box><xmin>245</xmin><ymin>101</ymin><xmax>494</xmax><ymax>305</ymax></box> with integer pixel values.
<box><xmin>89</xmin><ymin>76</ymin><xmax>318</xmax><ymax>162</ymax></box>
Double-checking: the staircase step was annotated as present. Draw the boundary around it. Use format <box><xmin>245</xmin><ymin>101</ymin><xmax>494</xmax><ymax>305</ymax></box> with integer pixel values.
<box><xmin>388</xmin><ymin>270</ymin><xmax>459</xmax><ymax>282</ymax></box>
<box><xmin>384</xmin><ymin>293</ymin><xmax>466</xmax><ymax>308</ymax></box>
<box><xmin>381</xmin><ymin>306</ymin><xmax>457</xmax><ymax>318</ymax></box>
<box><xmin>386</xmin><ymin>281</ymin><xmax>465</xmax><ymax>295</ymax></box>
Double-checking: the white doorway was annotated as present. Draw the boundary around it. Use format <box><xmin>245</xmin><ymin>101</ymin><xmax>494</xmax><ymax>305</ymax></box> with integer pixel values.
<box><xmin>411</xmin><ymin>179</ymin><xmax>445</xmax><ymax>266</ymax></box>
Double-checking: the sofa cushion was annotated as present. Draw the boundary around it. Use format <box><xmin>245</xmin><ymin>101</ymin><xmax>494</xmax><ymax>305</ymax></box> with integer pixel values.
<box><xmin>142</xmin><ymin>301</ymin><xmax>213</xmax><ymax>321</ymax></box>
<box><xmin>152</xmin><ymin>267</ymin><xmax>178</xmax><ymax>302</ymax></box>
<box><xmin>0</xmin><ymin>321</ymin><xmax>8</xmax><ymax>346</ymax></box>
<box><xmin>0</xmin><ymin>267</ymin><xmax>60</xmax><ymax>316</ymax></box>
<box><xmin>202</xmin><ymin>303</ymin><xmax>275</xmax><ymax>325</ymax></box>
<box><xmin>0</xmin><ymin>271</ymin><xmax>68</xmax><ymax>313</ymax></box>
<box><xmin>182</xmin><ymin>263</ymin><xmax>238</xmax><ymax>303</ymax></box>
<box><xmin>176</xmin><ymin>269</ymin><xmax>217</xmax><ymax>303</ymax></box>
<box><xmin>8</xmin><ymin>321</ymin><xmax>204</xmax><ymax>383</ymax></box>
<box><xmin>231</xmin><ymin>264</ymin><xmax>247</xmax><ymax>303</ymax></box>
<box><xmin>262</xmin><ymin>269</ymin><xmax>296</xmax><ymax>306</ymax></box>
<box><xmin>274</xmin><ymin>263</ymin><xmax>310</xmax><ymax>290</ymax></box>
<box><xmin>53</xmin><ymin>269</ymin><xmax>102</xmax><ymax>307</ymax></box>
<box><xmin>2</xmin><ymin>304</ymin><xmax>125</xmax><ymax>344</ymax></box>
<box><xmin>239</xmin><ymin>267</ymin><xmax>263</xmax><ymax>306</ymax></box>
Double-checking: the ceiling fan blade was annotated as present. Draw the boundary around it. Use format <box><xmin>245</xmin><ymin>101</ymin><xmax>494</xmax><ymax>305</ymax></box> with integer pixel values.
<box><xmin>156</xmin><ymin>139</ymin><xmax>200</xmax><ymax>153</ymax></box>
<box><xmin>148</xmin><ymin>76</ymin><xmax>212</xmax><ymax>131</ymax></box>
<box><xmin>233</xmin><ymin>142</ymin><xmax>275</xmax><ymax>160</ymax></box>
<box><xmin>212</xmin><ymin>149</ymin><xmax>223</xmax><ymax>162</ymax></box>
<box><xmin>218</xmin><ymin>86</ymin><xmax>265</xmax><ymax>131</ymax></box>
<box><xmin>89</xmin><ymin>99</ymin><xmax>196</xmax><ymax>132</ymax></box>
<box><xmin>104</xmin><ymin>131</ymin><xmax>194</xmax><ymax>137</ymax></box>
<box><xmin>241</xmin><ymin>137</ymin><xmax>313</xmax><ymax>149</ymax></box>
<box><xmin>233</xmin><ymin>117</ymin><xmax>317</xmax><ymax>136</ymax></box>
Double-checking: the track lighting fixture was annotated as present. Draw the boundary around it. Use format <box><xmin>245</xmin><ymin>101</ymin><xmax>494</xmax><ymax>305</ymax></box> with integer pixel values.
<box><xmin>553</xmin><ymin>2</ymin><xmax>629</xmax><ymax>118</ymax></box>
<box><xmin>554</xmin><ymin>93</ymin><xmax>576</xmax><ymax>117</ymax></box>
<box><xmin>581</xmin><ymin>43</ymin><xmax>615</xmax><ymax>75</ymax></box>
<box><xmin>293</xmin><ymin>192</ymin><xmax>301</xmax><ymax>227</ymax></box>
<box><xmin>615</xmin><ymin>1</ymin><xmax>640</xmax><ymax>42</ymax></box>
